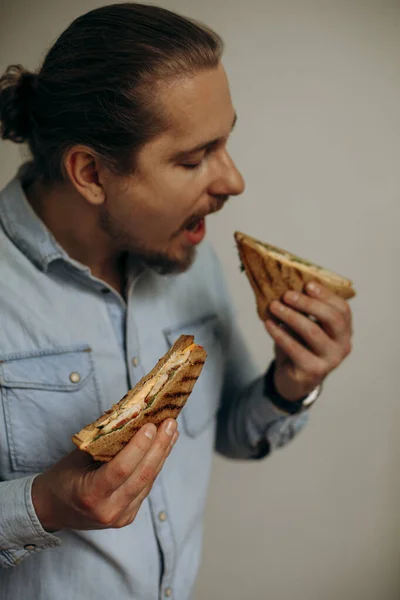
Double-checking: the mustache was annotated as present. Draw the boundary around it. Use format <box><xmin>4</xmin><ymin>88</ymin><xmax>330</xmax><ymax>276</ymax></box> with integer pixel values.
<box><xmin>178</xmin><ymin>196</ymin><xmax>229</xmax><ymax>233</ymax></box>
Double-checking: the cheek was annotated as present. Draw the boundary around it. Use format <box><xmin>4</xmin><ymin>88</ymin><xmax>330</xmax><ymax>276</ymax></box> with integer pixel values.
<box><xmin>109</xmin><ymin>170</ymin><xmax>205</xmax><ymax>240</ymax></box>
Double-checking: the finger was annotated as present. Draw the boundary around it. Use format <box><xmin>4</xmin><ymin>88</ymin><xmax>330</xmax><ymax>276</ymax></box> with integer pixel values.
<box><xmin>265</xmin><ymin>318</ymin><xmax>326</xmax><ymax>377</ymax></box>
<box><xmin>305</xmin><ymin>282</ymin><xmax>353</xmax><ymax>331</ymax></box>
<box><xmin>94</xmin><ymin>423</ymin><xmax>158</xmax><ymax>494</ymax></box>
<box><xmin>108</xmin><ymin>430</ymin><xmax>180</xmax><ymax>529</ymax></box>
<box><xmin>125</xmin><ymin>430</ymin><xmax>180</xmax><ymax>510</ymax></box>
<box><xmin>115</xmin><ymin>419</ymin><xmax>178</xmax><ymax>501</ymax></box>
<box><xmin>269</xmin><ymin>300</ymin><xmax>336</xmax><ymax>359</ymax></box>
<box><xmin>281</xmin><ymin>290</ymin><xmax>348</xmax><ymax>341</ymax></box>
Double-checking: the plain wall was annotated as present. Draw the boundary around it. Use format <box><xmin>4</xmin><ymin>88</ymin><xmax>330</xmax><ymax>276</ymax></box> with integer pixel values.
<box><xmin>1</xmin><ymin>1</ymin><xmax>399</xmax><ymax>599</ymax></box>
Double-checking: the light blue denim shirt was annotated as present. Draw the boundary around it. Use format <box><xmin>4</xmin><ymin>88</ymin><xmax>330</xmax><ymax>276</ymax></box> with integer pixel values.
<box><xmin>0</xmin><ymin>166</ymin><xmax>308</xmax><ymax>600</ymax></box>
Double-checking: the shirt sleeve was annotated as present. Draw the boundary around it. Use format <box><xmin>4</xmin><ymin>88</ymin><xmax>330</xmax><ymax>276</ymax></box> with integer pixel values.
<box><xmin>204</xmin><ymin>244</ymin><xmax>309</xmax><ymax>460</ymax></box>
<box><xmin>0</xmin><ymin>476</ymin><xmax>61</xmax><ymax>568</ymax></box>
<box><xmin>215</xmin><ymin>322</ymin><xmax>309</xmax><ymax>459</ymax></box>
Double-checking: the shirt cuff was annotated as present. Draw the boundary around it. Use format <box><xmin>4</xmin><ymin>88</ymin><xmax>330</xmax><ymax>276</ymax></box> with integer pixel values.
<box><xmin>263</xmin><ymin>360</ymin><xmax>321</xmax><ymax>415</ymax></box>
<box><xmin>0</xmin><ymin>475</ymin><xmax>61</xmax><ymax>568</ymax></box>
<box><xmin>245</xmin><ymin>376</ymin><xmax>309</xmax><ymax>455</ymax></box>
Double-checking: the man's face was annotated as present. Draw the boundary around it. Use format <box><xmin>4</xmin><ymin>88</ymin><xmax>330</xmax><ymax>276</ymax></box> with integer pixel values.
<box><xmin>100</xmin><ymin>63</ymin><xmax>245</xmax><ymax>274</ymax></box>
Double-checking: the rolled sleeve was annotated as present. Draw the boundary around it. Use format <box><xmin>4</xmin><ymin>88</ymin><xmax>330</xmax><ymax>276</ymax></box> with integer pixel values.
<box><xmin>0</xmin><ymin>475</ymin><xmax>61</xmax><ymax>568</ymax></box>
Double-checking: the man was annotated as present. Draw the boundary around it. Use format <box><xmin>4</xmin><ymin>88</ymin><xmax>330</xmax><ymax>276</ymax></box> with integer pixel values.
<box><xmin>0</xmin><ymin>4</ymin><xmax>352</xmax><ymax>599</ymax></box>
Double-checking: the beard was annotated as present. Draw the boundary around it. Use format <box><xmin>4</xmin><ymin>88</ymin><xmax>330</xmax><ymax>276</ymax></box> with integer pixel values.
<box><xmin>98</xmin><ymin>207</ymin><xmax>197</xmax><ymax>275</ymax></box>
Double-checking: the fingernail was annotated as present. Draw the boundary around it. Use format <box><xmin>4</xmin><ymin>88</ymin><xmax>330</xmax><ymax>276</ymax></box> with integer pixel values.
<box><xmin>165</xmin><ymin>420</ymin><xmax>177</xmax><ymax>437</ymax></box>
<box><xmin>144</xmin><ymin>424</ymin><xmax>157</xmax><ymax>440</ymax></box>
<box><xmin>286</xmin><ymin>291</ymin><xmax>299</xmax><ymax>303</ymax></box>
<box><xmin>307</xmin><ymin>282</ymin><xmax>320</xmax><ymax>295</ymax></box>
<box><xmin>271</xmin><ymin>301</ymin><xmax>283</xmax><ymax>313</ymax></box>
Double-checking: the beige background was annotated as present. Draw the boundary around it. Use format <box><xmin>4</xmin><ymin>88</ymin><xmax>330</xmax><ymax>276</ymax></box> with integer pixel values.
<box><xmin>1</xmin><ymin>1</ymin><xmax>399</xmax><ymax>599</ymax></box>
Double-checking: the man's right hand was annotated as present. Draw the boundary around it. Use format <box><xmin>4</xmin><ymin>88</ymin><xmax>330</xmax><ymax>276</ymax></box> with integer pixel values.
<box><xmin>31</xmin><ymin>419</ymin><xmax>178</xmax><ymax>532</ymax></box>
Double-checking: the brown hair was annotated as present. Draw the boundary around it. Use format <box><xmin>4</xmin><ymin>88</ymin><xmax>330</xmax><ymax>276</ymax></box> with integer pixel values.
<box><xmin>0</xmin><ymin>3</ymin><xmax>223</xmax><ymax>182</ymax></box>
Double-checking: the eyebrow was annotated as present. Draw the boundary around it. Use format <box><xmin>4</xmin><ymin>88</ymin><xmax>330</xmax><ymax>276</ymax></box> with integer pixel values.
<box><xmin>171</xmin><ymin>113</ymin><xmax>238</xmax><ymax>160</ymax></box>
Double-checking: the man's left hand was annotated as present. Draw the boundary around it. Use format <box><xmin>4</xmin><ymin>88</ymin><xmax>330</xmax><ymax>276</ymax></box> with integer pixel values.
<box><xmin>264</xmin><ymin>281</ymin><xmax>353</xmax><ymax>402</ymax></box>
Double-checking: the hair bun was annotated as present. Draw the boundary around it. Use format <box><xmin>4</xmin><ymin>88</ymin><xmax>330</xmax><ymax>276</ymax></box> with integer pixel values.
<box><xmin>0</xmin><ymin>65</ymin><xmax>38</xmax><ymax>144</ymax></box>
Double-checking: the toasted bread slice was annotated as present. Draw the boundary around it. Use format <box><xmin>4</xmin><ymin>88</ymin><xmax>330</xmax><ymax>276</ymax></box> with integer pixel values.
<box><xmin>72</xmin><ymin>335</ymin><xmax>207</xmax><ymax>462</ymax></box>
<box><xmin>235</xmin><ymin>231</ymin><xmax>356</xmax><ymax>321</ymax></box>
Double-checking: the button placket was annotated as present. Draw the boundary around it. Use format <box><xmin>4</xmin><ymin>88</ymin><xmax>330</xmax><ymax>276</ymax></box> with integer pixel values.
<box><xmin>148</xmin><ymin>479</ymin><xmax>176</xmax><ymax>600</ymax></box>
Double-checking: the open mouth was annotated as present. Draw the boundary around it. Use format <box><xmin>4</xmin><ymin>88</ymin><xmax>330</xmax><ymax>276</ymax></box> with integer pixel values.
<box><xmin>184</xmin><ymin>217</ymin><xmax>206</xmax><ymax>245</ymax></box>
<box><xmin>178</xmin><ymin>198</ymin><xmax>227</xmax><ymax>245</ymax></box>
<box><xmin>185</xmin><ymin>216</ymin><xmax>204</xmax><ymax>232</ymax></box>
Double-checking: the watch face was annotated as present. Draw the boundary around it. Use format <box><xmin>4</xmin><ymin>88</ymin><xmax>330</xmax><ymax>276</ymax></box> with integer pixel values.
<box><xmin>302</xmin><ymin>385</ymin><xmax>321</xmax><ymax>407</ymax></box>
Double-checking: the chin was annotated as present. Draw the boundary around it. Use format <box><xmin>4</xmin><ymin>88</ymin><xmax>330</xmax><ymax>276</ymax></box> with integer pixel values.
<box><xmin>131</xmin><ymin>245</ymin><xmax>197</xmax><ymax>276</ymax></box>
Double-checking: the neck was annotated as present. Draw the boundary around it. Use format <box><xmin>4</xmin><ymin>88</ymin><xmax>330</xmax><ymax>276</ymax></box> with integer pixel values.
<box><xmin>25</xmin><ymin>179</ymin><xmax>126</xmax><ymax>295</ymax></box>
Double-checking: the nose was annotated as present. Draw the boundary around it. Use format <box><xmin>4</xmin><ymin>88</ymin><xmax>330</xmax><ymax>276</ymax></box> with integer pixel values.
<box><xmin>209</xmin><ymin>150</ymin><xmax>245</xmax><ymax>198</ymax></box>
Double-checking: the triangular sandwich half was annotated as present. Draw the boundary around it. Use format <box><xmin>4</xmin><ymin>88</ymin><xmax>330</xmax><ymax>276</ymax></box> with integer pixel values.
<box><xmin>73</xmin><ymin>335</ymin><xmax>207</xmax><ymax>462</ymax></box>
<box><xmin>235</xmin><ymin>231</ymin><xmax>355</xmax><ymax>321</ymax></box>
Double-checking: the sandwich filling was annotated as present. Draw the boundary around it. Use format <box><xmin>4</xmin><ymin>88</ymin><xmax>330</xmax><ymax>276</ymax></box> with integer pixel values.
<box><xmin>257</xmin><ymin>241</ymin><xmax>321</xmax><ymax>269</ymax></box>
<box><xmin>255</xmin><ymin>240</ymin><xmax>348</xmax><ymax>282</ymax></box>
<box><xmin>89</xmin><ymin>343</ymin><xmax>196</xmax><ymax>443</ymax></box>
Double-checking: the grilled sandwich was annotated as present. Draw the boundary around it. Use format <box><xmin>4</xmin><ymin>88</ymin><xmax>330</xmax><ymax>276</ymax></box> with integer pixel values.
<box><xmin>235</xmin><ymin>231</ymin><xmax>356</xmax><ymax>321</ymax></box>
<box><xmin>72</xmin><ymin>335</ymin><xmax>207</xmax><ymax>462</ymax></box>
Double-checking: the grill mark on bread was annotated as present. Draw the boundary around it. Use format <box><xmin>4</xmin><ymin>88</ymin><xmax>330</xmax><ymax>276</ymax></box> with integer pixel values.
<box><xmin>148</xmin><ymin>403</ymin><xmax>184</xmax><ymax>417</ymax></box>
<box><xmin>246</xmin><ymin>265</ymin><xmax>264</xmax><ymax>297</ymax></box>
<box><xmin>262</xmin><ymin>264</ymin><xmax>273</xmax><ymax>287</ymax></box>
<box><xmin>160</xmin><ymin>391</ymin><xmax>186</xmax><ymax>400</ymax></box>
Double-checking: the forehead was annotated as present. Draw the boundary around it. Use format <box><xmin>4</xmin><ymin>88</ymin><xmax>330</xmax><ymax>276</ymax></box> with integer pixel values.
<box><xmin>150</xmin><ymin>64</ymin><xmax>235</xmax><ymax>153</ymax></box>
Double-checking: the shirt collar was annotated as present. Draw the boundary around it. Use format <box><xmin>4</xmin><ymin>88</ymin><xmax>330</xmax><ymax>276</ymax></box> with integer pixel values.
<box><xmin>0</xmin><ymin>163</ymin><xmax>89</xmax><ymax>274</ymax></box>
<box><xmin>0</xmin><ymin>164</ymin><xmax>147</xmax><ymax>288</ymax></box>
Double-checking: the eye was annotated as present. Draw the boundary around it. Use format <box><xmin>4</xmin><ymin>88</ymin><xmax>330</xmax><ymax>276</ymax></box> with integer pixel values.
<box><xmin>181</xmin><ymin>161</ymin><xmax>202</xmax><ymax>170</ymax></box>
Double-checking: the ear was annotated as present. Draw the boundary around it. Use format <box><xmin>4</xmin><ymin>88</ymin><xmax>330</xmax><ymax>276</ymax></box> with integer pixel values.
<box><xmin>63</xmin><ymin>146</ymin><xmax>106</xmax><ymax>206</ymax></box>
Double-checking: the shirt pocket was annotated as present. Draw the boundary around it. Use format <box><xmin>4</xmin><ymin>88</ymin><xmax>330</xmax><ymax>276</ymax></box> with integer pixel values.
<box><xmin>164</xmin><ymin>314</ymin><xmax>226</xmax><ymax>438</ymax></box>
<box><xmin>0</xmin><ymin>345</ymin><xmax>101</xmax><ymax>472</ymax></box>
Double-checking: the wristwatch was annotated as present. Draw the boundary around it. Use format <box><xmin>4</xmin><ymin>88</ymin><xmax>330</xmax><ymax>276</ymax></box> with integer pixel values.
<box><xmin>263</xmin><ymin>360</ymin><xmax>322</xmax><ymax>415</ymax></box>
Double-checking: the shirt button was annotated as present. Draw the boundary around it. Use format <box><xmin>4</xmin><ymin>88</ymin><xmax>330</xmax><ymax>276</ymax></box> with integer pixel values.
<box><xmin>164</xmin><ymin>588</ymin><xmax>172</xmax><ymax>598</ymax></box>
<box><xmin>69</xmin><ymin>372</ymin><xmax>81</xmax><ymax>384</ymax></box>
<box><xmin>158</xmin><ymin>511</ymin><xmax>167</xmax><ymax>522</ymax></box>
<box><xmin>24</xmin><ymin>544</ymin><xmax>37</xmax><ymax>551</ymax></box>
<box><xmin>131</xmin><ymin>357</ymin><xmax>139</xmax><ymax>367</ymax></box>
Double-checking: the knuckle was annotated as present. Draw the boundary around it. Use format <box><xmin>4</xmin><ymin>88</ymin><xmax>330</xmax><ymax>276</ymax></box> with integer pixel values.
<box><xmin>137</xmin><ymin>464</ymin><xmax>155</xmax><ymax>487</ymax></box>
<box><xmin>94</xmin><ymin>506</ymin><xmax>118</xmax><ymax>527</ymax></box>
<box><xmin>112</xmin><ymin>463</ymin><xmax>131</xmax><ymax>481</ymax></box>
<box><xmin>78</xmin><ymin>493</ymin><xmax>96</xmax><ymax>512</ymax></box>
<box><xmin>133</xmin><ymin>437</ymin><xmax>149</xmax><ymax>454</ymax></box>
<box><xmin>308</xmin><ymin>322</ymin><xmax>322</xmax><ymax>339</ymax></box>
<box><xmin>333</xmin><ymin>311</ymin><xmax>345</xmax><ymax>331</ymax></box>
<box><xmin>308</xmin><ymin>363</ymin><xmax>325</xmax><ymax>381</ymax></box>
<box><xmin>286</xmin><ymin>339</ymin><xmax>298</xmax><ymax>354</ymax></box>
<box><xmin>114</xmin><ymin>514</ymin><xmax>135</xmax><ymax>529</ymax></box>
<box><xmin>330</xmin><ymin>355</ymin><xmax>342</xmax><ymax>370</ymax></box>
<box><xmin>343</xmin><ymin>340</ymin><xmax>353</xmax><ymax>357</ymax></box>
